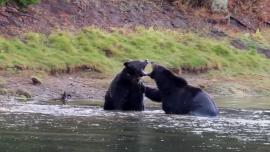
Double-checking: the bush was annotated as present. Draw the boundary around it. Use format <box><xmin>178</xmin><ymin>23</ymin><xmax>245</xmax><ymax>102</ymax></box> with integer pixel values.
<box><xmin>172</xmin><ymin>0</ymin><xmax>212</xmax><ymax>8</ymax></box>
<box><xmin>0</xmin><ymin>0</ymin><xmax>39</xmax><ymax>7</ymax></box>
<box><xmin>0</xmin><ymin>0</ymin><xmax>8</xmax><ymax>5</ymax></box>
<box><xmin>15</xmin><ymin>0</ymin><xmax>39</xmax><ymax>7</ymax></box>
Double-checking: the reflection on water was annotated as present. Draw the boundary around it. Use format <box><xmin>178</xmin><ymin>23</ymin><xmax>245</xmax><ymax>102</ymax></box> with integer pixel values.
<box><xmin>0</xmin><ymin>97</ymin><xmax>269</xmax><ymax>152</ymax></box>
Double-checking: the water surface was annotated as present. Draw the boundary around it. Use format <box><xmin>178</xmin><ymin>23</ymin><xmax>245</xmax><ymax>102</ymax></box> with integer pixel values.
<box><xmin>0</xmin><ymin>97</ymin><xmax>269</xmax><ymax>152</ymax></box>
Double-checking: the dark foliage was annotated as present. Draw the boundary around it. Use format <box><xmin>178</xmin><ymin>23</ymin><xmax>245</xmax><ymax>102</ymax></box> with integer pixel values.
<box><xmin>0</xmin><ymin>0</ymin><xmax>39</xmax><ymax>7</ymax></box>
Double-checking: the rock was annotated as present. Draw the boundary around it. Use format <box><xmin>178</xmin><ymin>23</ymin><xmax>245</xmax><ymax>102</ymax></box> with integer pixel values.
<box><xmin>0</xmin><ymin>88</ymin><xmax>8</xmax><ymax>95</ymax></box>
<box><xmin>16</xmin><ymin>96</ymin><xmax>28</xmax><ymax>102</ymax></box>
<box><xmin>228</xmin><ymin>87</ymin><xmax>245</xmax><ymax>97</ymax></box>
<box><xmin>257</xmin><ymin>48</ymin><xmax>270</xmax><ymax>58</ymax></box>
<box><xmin>211</xmin><ymin>0</ymin><xmax>228</xmax><ymax>13</ymax></box>
<box><xmin>61</xmin><ymin>91</ymin><xmax>72</xmax><ymax>104</ymax></box>
<box><xmin>31</xmin><ymin>76</ymin><xmax>42</xmax><ymax>85</ymax></box>
<box><xmin>198</xmin><ymin>84</ymin><xmax>207</xmax><ymax>89</ymax></box>
<box><xmin>231</xmin><ymin>39</ymin><xmax>247</xmax><ymax>50</ymax></box>
<box><xmin>0</xmin><ymin>78</ymin><xmax>6</xmax><ymax>88</ymax></box>
<box><xmin>209</xmin><ymin>29</ymin><xmax>228</xmax><ymax>38</ymax></box>
<box><xmin>16</xmin><ymin>89</ymin><xmax>32</xmax><ymax>99</ymax></box>
<box><xmin>171</xmin><ymin>18</ymin><xmax>187</xmax><ymax>28</ymax></box>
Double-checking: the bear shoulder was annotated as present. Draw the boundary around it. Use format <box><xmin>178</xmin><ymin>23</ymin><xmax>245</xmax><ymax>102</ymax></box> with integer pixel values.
<box><xmin>186</xmin><ymin>85</ymin><xmax>202</xmax><ymax>96</ymax></box>
<box><xmin>171</xmin><ymin>74</ymin><xmax>188</xmax><ymax>88</ymax></box>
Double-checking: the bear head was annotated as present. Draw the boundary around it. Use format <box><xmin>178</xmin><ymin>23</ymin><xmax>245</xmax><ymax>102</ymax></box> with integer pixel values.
<box><xmin>148</xmin><ymin>63</ymin><xmax>188</xmax><ymax>90</ymax></box>
<box><xmin>148</xmin><ymin>63</ymin><xmax>171</xmax><ymax>80</ymax></box>
<box><xmin>123</xmin><ymin>60</ymin><xmax>149</xmax><ymax>77</ymax></box>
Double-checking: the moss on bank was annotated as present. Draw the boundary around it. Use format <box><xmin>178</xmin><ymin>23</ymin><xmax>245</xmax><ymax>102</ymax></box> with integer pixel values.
<box><xmin>0</xmin><ymin>27</ymin><xmax>269</xmax><ymax>75</ymax></box>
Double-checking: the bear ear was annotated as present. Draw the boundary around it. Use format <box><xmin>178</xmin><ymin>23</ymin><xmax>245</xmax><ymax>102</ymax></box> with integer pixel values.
<box><xmin>123</xmin><ymin>59</ymin><xmax>132</xmax><ymax>67</ymax></box>
<box><xmin>145</xmin><ymin>59</ymin><xmax>149</xmax><ymax>63</ymax></box>
<box><xmin>123</xmin><ymin>61</ymin><xmax>129</xmax><ymax>67</ymax></box>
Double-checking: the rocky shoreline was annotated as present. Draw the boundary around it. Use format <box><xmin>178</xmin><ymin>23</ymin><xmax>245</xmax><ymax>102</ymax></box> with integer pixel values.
<box><xmin>0</xmin><ymin>71</ymin><xmax>269</xmax><ymax>103</ymax></box>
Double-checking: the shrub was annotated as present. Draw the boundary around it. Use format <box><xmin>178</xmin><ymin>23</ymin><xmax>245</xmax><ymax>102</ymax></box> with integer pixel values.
<box><xmin>15</xmin><ymin>0</ymin><xmax>39</xmax><ymax>7</ymax></box>
<box><xmin>0</xmin><ymin>0</ymin><xmax>8</xmax><ymax>5</ymax></box>
<box><xmin>172</xmin><ymin>0</ymin><xmax>212</xmax><ymax>8</ymax></box>
<box><xmin>0</xmin><ymin>0</ymin><xmax>39</xmax><ymax>7</ymax></box>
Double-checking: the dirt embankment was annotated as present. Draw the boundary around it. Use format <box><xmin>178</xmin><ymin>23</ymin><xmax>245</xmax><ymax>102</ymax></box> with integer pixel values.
<box><xmin>1</xmin><ymin>70</ymin><xmax>270</xmax><ymax>102</ymax></box>
<box><xmin>1</xmin><ymin>0</ymin><xmax>270</xmax><ymax>37</ymax></box>
<box><xmin>0</xmin><ymin>0</ymin><xmax>188</xmax><ymax>37</ymax></box>
<box><xmin>228</xmin><ymin>0</ymin><xmax>270</xmax><ymax>29</ymax></box>
<box><xmin>172</xmin><ymin>0</ymin><xmax>270</xmax><ymax>31</ymax></box>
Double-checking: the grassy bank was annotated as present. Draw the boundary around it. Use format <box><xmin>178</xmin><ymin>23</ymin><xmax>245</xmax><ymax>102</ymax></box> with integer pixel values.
<box><xmin>0</xmin><ymin>27</ymin><xmax>270</xmax><ymax>75</ymax></box>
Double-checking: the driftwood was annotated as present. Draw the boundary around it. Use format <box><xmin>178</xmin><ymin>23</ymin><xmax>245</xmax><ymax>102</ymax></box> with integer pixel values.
<box><xmin>229</xmin><ymin>15</ymin><xmax>255</xmax><ymax>31</ymax></box>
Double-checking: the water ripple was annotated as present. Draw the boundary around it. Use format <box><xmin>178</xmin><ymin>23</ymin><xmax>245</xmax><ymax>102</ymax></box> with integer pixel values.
<box><xmin>0</xmin><ymin>100</ymin><xmax>269</xmax><ymax>145</ymax></box>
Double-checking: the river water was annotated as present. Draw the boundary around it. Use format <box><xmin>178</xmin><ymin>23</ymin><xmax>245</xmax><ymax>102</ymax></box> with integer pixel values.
<box><xmin>0</xmin><ymin>97</ymin><xmax>269</xmax><ymax>152</ymax></box>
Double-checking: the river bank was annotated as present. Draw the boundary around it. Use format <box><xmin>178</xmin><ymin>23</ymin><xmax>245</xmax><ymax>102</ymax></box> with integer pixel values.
<box><xmin>0</xmin><ymin>70</ymin><xmax>269</xmax><ymax>102</ymax></box>
<box><xmin>0</xmin><ymin>27</ymin><xmax>270</xmax><ymax>102</ymax></box>
<box><xmin>1</xmin><ymin>20</ymin><xmax>270</xmax><ymax>103</ymax></box>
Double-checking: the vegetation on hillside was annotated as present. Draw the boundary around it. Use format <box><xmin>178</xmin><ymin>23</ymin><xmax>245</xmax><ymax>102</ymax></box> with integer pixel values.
<box><xmin>0</xmin><ymin>27</ymin><xmax>269</xmax><ymax>75</ymax></box>
<box><xmin>0</xmin><ymin>0</ymin><xmax>38</xmax><ymax>7</ymax></box>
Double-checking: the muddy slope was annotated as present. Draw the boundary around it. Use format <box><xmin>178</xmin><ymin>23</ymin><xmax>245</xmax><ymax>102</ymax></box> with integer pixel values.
<box><xmin>0</xmin><ymin>0</ymin><xmax>189</xmax><ymax>36</ymax></box>
<box><xmin>2</xmin><ymin>0</ymin><xmax>270</xmax><ymax>37</ymax></box>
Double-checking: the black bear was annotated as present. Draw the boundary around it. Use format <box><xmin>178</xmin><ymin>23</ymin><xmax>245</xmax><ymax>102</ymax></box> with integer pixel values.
<box><xmin>104</xmin><ymin>60</ymin><xmax>149</xmax><ymax>111</ymax></box>
<box><xmin>145</xmin><ymin>63</ymin><xmax>219</xmax><ymax>117</ymax></box>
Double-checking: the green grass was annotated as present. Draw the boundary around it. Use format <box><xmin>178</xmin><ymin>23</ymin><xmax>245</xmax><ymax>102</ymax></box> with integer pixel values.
<box><xmin>0</xmin><ymin>27</ymin><xmax>270</xmax><ymax>75</ymax></box>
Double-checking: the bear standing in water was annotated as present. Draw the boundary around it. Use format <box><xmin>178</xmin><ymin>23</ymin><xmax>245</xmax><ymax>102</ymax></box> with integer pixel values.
<box><xmin>104</xmin><ymin>60</ymin><xmax>148</xmax><ymax>111</ymax></box>
<box><xmin>145</xmin><ymin>63</ymin><xmax>218</xmax><ymax>117</ymax></box>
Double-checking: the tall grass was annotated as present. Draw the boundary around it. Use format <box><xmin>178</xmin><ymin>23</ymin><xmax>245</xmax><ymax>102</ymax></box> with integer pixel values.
<box><xmin>0</xmin><ymin>27</ymin><xmax>269</xmax><ymax>75</ymax></box>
